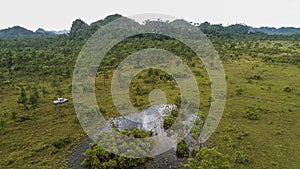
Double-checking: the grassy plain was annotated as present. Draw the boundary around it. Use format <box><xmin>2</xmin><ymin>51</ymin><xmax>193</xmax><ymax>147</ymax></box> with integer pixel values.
<box><xmin>0</xmin><ymin>40</ymin><xmax>299</xmax><ymax>168</ymax></box>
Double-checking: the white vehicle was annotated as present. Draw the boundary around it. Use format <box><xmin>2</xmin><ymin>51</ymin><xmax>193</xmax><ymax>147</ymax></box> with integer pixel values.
<box><xmin>53</xmin><ymin>98</ymin><xmax>68</xmax><ymax>104</ymax></box>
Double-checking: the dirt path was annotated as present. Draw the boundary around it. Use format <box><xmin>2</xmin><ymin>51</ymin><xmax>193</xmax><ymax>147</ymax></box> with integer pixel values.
<box><xmin>68</xmin><ymin>136</ymin><xmax>91</xmax><ymax>169</ymax></box>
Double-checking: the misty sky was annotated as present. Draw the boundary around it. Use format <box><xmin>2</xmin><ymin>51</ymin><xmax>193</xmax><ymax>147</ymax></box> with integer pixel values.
<box><xmin>1</xmin><ymin>0</ymin><xmax>299</xmax><ymax>31</ymax></box>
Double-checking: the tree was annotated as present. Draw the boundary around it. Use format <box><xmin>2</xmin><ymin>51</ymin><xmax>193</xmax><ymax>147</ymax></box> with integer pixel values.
<box><xmin>56</xmin><ymin>89</ymin><xmax>63</xmax><ymax>97</ymax></box>
<box><xmin>148</xmin><ymin>68</ymin><xmax>153</xmax><ymax>77</ymax></box>
<box><xmin>284</xmin><ymin>86</ymin><xmax>292</xmax><ymax>93</ymax></box>
<box><xmin>18</xmin><ymin>88</ymin><xmax>27</xmax><ymax>109</ymax></box>
<box><xmin>51</xmin><ymin>78</ymin><xmax>57</xmax><ymax>88</ymax></box>
<box><xmin>175</xmin><ymin>96</ymin><xmax>181</xmax><ymax>107</ymax></box>
<box><xmin>30</xmin><ymin>112</ymin><xmax>39</xmax><ymax>125</ymax></box>
<box><xmin>10</xmin><ymin>112</ymin><xmax>18</xmax><ymax>126</ymax></box>
<box><xmin>29</xmin><ymin>87</ymin><xmax>39</xmax><ymax>108</ymax></box>
<box><xmin>176</xmin><ymin>139</ymin><xmax>189</xmax><ymax>158</ymax></box>
<box><xmin>81</xmin><ymin>127</ymin><xmax>150</xmax><ymax>169</ymax></box>
<box><xmin>184</xmin><ymin>148</ymin><xmax>230</xmax><ymax>169</ymax></box>
<box><xmin>31</xmin><ymin>86</ymin><xmax>39</xmax><ymax>98</ymax></box>
<box><xmin>29</xmin><ymin>94</ymin><xmax>38</xmax><ymax>108</ymax></box>
<box><xmin>163</xmin><ymin>115</ymin><xmax>176</xmax><ymax>130</ymax></box>
<box><xmin>41</xmin><ymin>86</ymin><xmax>48</xmax><ymax>96</ymax></box>
<box><xmin>0</xmin><ymin>118</ymin><xmax>6</xmax><ymax>133</ymax></box>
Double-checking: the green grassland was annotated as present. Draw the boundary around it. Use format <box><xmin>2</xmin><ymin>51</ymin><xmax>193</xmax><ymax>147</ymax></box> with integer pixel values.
<box><xmin>0</xmin><ymin>38</ymin><xmax>299</xmax><ymax>168</ymax></box>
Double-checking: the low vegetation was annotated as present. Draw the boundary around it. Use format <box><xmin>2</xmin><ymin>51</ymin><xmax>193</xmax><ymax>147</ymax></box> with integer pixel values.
<box><xmin>0</xmin><ymin>14</ymin><xmax>299</xmax><ymax>168</ymax></box>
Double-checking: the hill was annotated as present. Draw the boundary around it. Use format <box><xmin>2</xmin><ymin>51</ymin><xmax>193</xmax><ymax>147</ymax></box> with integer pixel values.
<box><xmin>0</xmin><ymin>26</ymin><xmax>69</xmax><ymax>39</ymax></box>
<box><xmin>253</xmin><ymin>26</ymin><xmax>300</xmax><ymax>35</ymax></box>
<box><xmin>1</xmin><ymin>14</ymin><xmax>299</xmax><ymax>40</ymax></box>
<box><xmin>0</xmin><ymin>26</ymin><xmax>37</xmax><ymax>39</ymax></box>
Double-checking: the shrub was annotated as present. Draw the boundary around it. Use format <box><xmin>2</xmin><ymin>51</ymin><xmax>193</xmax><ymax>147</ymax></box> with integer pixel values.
<box><xmin>208</xmin><ymin>96</ymin><xmax>214</xmax><ymax>104</ymax></box>
<box><xmin>283</xmin><ymin>86</ymin><xmax>292</xmax><ymax>92</ymax></box>
<box><xmin>237</xmin><ymin>131</ymin><xmax>249</xmax><ymax>139</ymax></box>
<box><xmin>143</xmin><ymin>79</ymin><xmax>151</xmax><ymax>84</ymax></box>
<box><xmin>175</xmin><ymin>96</ymin><xmax>181</xmax><ymax>107</ymax></box>
<box><xmin>52</xmin><ymin>141</ymin><xmax>63</xmax><ymax>149</ymax></box>
<box><xmin>6</xmin><ymin>158</ymin><xmax>14</xmax><ymax>165</ymax></box>
<box><xmin>163</xmin><ymin>115</ymin><xmax>176</xmax><ymax>130</ymax></box>
<box><xmin>262</xmin><ymin>56</ymin><xmax>272</xmax><ymax>62</ymax></box>
<box><xmin>185</xmin><ymin>148</ymin><xmax>230</xmax><ymax>169</ymax></box>
<box><xmin>176</xmin><ymin>139</ymin><xmax>189</xmax><ymax>158</ymax></box>
<box><xmin>171</xmin><ymin>109</ymin><xmax>179</xmax><ymax>117</ymax></box>
<box><xmin>0</xmin><ymin>118</ymin><xmax>7</xmax><ymax>131</ymax></box>
<box><xmin>225</xmin><ymin>124</ymin><xmax>238</xmax><ymax>132</ymax></box>
<box><xmin>236</xmin><ymin>88</ymin><xmax>243</xmax><ymax>95</ymax></box>
<box><xmin>248</xmin><ymin>75</ymin><xmax>262</xmax><ymax>80</ymax></box>
<box><xmin>81</xmin><ymin>128</ymin><xmax>151</xmax><ymax>169</ymax></box>
<box><xmin>234</xmin><ymin>150</ymin><xmax>249</xmax><ymax>164</ymax></box>
<box><xmin>274</xmin><ymin>129</ymin><xmax>284</xmax><ymax>135</ymax></box>
<box><xmin>61</xmin><ymin>136</ymin><xmax>71</xmax><ymax>144</ymax></box>
<box><xmin>135</xmin><ymin>85</ymin><xmax>149</xmax><ymax>96</ymax></box>
<box><xmin>31</xmin><ymin>143</ymin><xmax>48</xmax><ymax>152</ymax></box>
<box><xmin>122</xmin><ymin>127</ymin><xmax>149</xmax><ymax>138</ymax></box>
<box><xmin>16</xmin><ymin>115</ymin><xmax>31</xmax><ymax>122</ymax></box>
<box><xmin>245</xmin><ymin>110</ymin><xmax>259</xmax><ymax>120</ymax></box>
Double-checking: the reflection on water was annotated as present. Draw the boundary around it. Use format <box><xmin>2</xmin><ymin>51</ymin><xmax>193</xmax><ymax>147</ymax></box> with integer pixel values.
<box><xmin>101</xmin><ymin>104</ymin><xmax>177</xmax><ymax>135</ymax></box>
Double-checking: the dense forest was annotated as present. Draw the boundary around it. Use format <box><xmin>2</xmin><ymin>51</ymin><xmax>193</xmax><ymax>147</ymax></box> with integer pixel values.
<box><xmin>0</xmin><ymin>14</ymin><xmax>299</xmax><ymax>169</ymax></box>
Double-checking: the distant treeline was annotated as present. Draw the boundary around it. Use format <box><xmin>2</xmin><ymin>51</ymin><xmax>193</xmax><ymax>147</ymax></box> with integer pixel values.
<box><xmin>0</xmin><ymin>14</ymin><xmax>300</xmax><ymax>40</ymax></box>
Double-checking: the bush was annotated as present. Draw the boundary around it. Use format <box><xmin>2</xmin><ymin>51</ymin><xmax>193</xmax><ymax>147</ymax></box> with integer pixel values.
<box><xmin>52</xmin><ymin>141</ymin><xmax>63</xmax><ymax>149</ymax></box>
<box><xmin>208</xmin><ymin>96</ymin><xmax>214</xmax><ymax>104</ymax></box>
<box><xmin>31</xmin><ymin>143</ymin><xmax>48</xmax><ymax>152</ymax></box>
<box><xmin>81</xmin><ymin>127</ymin><xmax>151</xmax><ymax>169</ymax></box>
<box><xmin>274</xmin><ymin>129</ymin><xmax>284</xmax><ymax>135</ymax></box>
<box><xmin>248</xmin><ymin>75</ymin><xmax>262</xmax><ymax>80</ymax></box>
<box><xmin>185</xmin><ymin>148</ymin><xmax>230</xmax><ymax>169</ymax></box>
<box><xmin>135</xmin><ymin>85</ymin><xmax>149</xmax><ymax>96</ymax></box>
<box><xmin>0</xmin><ymin>118</ymin><xmax>7</xmax><ymax>131</ymax></box>
<box><xmin>163</xmin><ymin>115</ymin><xmax>176</xmax><ymax>130</ymax></box>
<box><xmin>6</xmin><ymin>158</ymin><xmax>14</xmax><ymax>165</ymax></box>
<box><xmin>262</xmin><ymin>56</ymin><xmax>272</xmax><ymax>62</ymax></box>
<box><xmin>176</xmin><ymin>139</ymin><xmax>189</xmax><ymax>158</ymax></box>
<box><xmin>16</xmin><ymin>115</ymin><xmax>30</xmax><ymax>122</ymax></box>
<box><xmin>143</xmin><ymin>79</ymin><xmax>151</xmax><ymax>84</ymax></box>
<box><xmin>171</xmin><ymin>109</ymin><xmax>179</xmax><ymax>117</ymax></box>
<box><xmin>52</xmin><ymin>136</ymin><xmax>72</xmax><ymax>149</ymax></box>
<box><xmin>237</xmin><ymin>131</ymin><xmax>249</xmax><ymax>139</ymax></box>
<box><xmin>234</xmin><ymin>150</ymin><xmax>249</xmax><ymax>164</ymax></box>
<box><xmin>245</xmin><ymin>110</ymin><xmax>259</xmax><ymax>120</ymax></box>
<box><xmin>122</xmin><ymin>127</ymin><xmax>149</xmax><ymax>138</ymax></box>
<box><xmin>175</xmin><ymin>96</ymin><xmax>181</xmax><ymax>107</ymax></box>
<box><xmin>61</xmin><ymin>136</ymin><xmax>71</xmax><ymax>144</ymax></box>
<box><xmin>236</xmin><ymin>88</ymin><xmax>243</xmax><ymax>95</ymax></box>
<box><xmin>283</xmin><ymin>86</ymin><xmax>292</xmax><ymax>92</ymax></box>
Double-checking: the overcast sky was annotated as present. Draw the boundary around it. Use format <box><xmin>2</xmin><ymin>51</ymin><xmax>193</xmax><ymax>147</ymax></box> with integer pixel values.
<box><xmin>0</xmin><ymin>0</ymin><xmax>299</xmax><ymax>31</ymax></box>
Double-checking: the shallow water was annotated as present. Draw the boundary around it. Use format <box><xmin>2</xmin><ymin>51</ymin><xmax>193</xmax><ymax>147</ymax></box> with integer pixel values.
<box><xmin>68</xmin><ymin>104</ymin><xmax>198</xmax><ymax>168</ymax></box>
<box><xmin>103</xmin><ymin>104</ymin><xmax>177</xmax><ymax>135</ymax></box>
